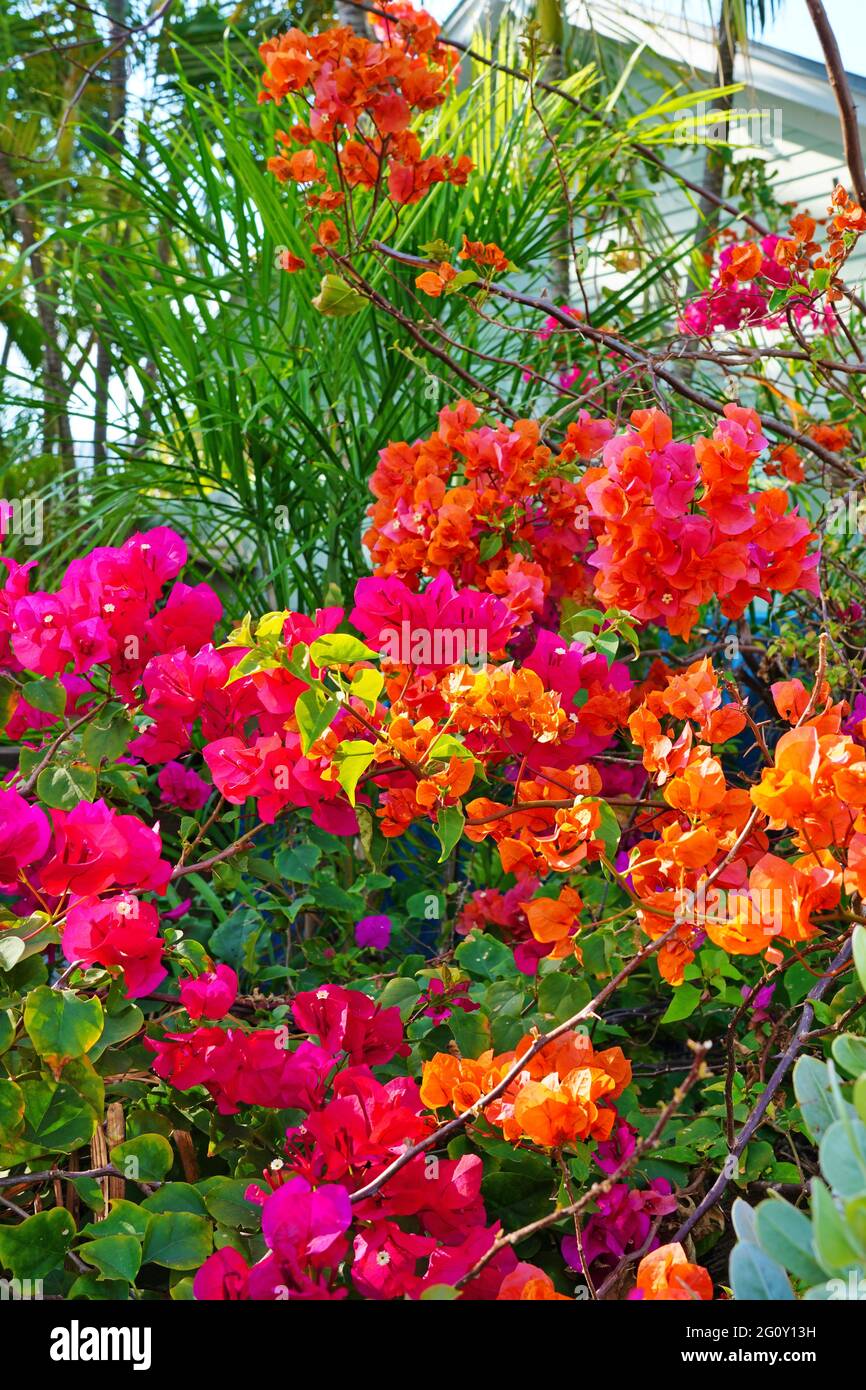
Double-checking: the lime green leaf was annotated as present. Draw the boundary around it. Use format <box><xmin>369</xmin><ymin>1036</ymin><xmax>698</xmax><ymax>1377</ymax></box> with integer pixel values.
<box><xmin>349</xmin><ymin>667</ymin><xmax>385</xmax><ymax>713</ymax></box>
<box><xmin>435</xmin><ymin>805</ymin><xmax>464</xmax><ymax>862</ymax></box>
<box><xmin>295</xmin><ymin>687</ymin><xmax>339</xmax><ymax>755</ymax></box>
<box><xmin>312</xmin><ymin>274</ymin><xmax>367</xmax><ymax>317</ymax></box>
<box><xmin>333</xmin><ymin>739</ymin><xmax>376</xmax><ymax>807</ymax></box>
<box><xmin>310</xmin><ymin>633</ymin><xmax>378</xmax><ymax>666</ymax></box>
<box><xmin>110</xmin><ymin>1133</ymin><xmax>174</xmax><ymax>1183</ymax></box>
<box><xmin>24</xmin><ymin>987</ymin><xmax>104</xmax><ymax>1070</ymax></box>
<box><xmin>660</xmin><ymin>983</ymin><xmax>701</xmax><ymax>1024</ymax></box>
<box><xmin>36</xmin><ymin>764</ymin><xmax>97</xmax><ymax>810</ymax></box>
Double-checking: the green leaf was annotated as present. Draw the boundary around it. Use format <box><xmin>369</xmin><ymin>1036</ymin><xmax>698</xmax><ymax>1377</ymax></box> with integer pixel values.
<box><xmin>819</xmin><ymin>1119</ymin><xmax>866</xmax><ymax>1199</ymax></box>
<box><xmin>537</xmin><ymin>971</ymin><xmax>591</xmax><ymax>1023</ymax></box>
<box><xmin>199</xmin><ymin>1177</ymin><xmax>260</xmax><ymax>1228</ymax></box>
<box><xmin>730</xmin><ymin>1242</ymin><xmax>794</xmax><ymax>1300</ymax></box>
<box><xmin>0</xmin><ymin>1207</ymin><xmax>75</xmax><ymax>1279</ymax></box>
<box><xmin>448</xmin><ymin>1007</ymin><xmax>490</xmax><ymax>1058</ymax></box>
<box><xmin>276</xmin><ymin>843</ymin><xmax>321</xmax><ymax>883</ymax></box>
<box><xmin>377</xmin><ymin>977</ymin><xmax>422</xmax><ymax>1019</ymax></box>
<box><xmin>0</xmin><ymin>937</ymin><xmax>26</xmax><ymax>971</ymax></box>
<box><xmin>311</xmin><ymin>274</ymin><xmax>367</xmax><ymax>317</ymax></box>
<box><xmin>794</xmin><ymin>1056</ymin><xmax>837</xmax><ymax>1142</ymax></box>
<box><xmin>82</xmin><ymin>711</ymin><xmax>134</xmax><ymax>765</ymax></box>
<box><xmin>853</xmin><ymin>925</ymin><xmax>866</xmax><ymax>997</ymax></box>
<box><xmin>141</xmin><ymin>1212</ymin><xmax>213</xmax><ymax>1270</ymax></box>
<box><xmin>24</xmin><ymin>987</ymin><xmax>104</xmax><ymax>1070</ymax></box>
<box><xmin>79</xmin><ymin>1234</ymin><xmax>142</xmax><ymax>1284</ymax></box>
<box><xmin>435</xmin><ymin>805</ymin><xmax>465</xmax><ymax>863</ymax></box>
<box><xmin>310</xmin><ymin>632</ymin><xmax>378</xmax><ymax>666</ymax></box>
<box><xmin>21</xmin><ymin>1077</ymin><xmax>97</xmax><ymax>1153</ymax></box>
<box><xmin>82</xmin><ymin>1200</ymin><xmax>151</xmax><ymax>1241</ymax></box>
<box><xmin>731</xmin><ymin>1196</ymin><xmax>758</xmax><ymax>1244</ymax></box>
<box><xmin>832</xmin><ymin>1034</ymin><xmax>866</xmax><ymax>1079</ymax></box>
<box><xmin>22</xmin><ymin>678</ymin><xmax>66</xmax><ymax>716</ymax></box>
<box><xmin>754</xmin><ymin>1199</ymin><xmax>826</xmax><ymax>1284</ymax></box>
<box><xmin>110</xmin><ymin>1134</ymin><xmax>174</xmax><ymax>1183</ymax></box>
<box><xmin>0</xmin><ymin>1077</ymin><xmax>25</xmax><ymax>1145</ymax></box>
<box><xmin>332</xmin><ymin>739</ymin><xmax>376</xmax><ymax>807</ymax></box>
<box><xmin>455</xmin><ymin>931</ymin><xmax>516</xmax><ymax>981</ymax></box>
<box><xmin>295</xmin><ymin>688</ymin><xmax>339</xmax><ymax>755</ymax></box>
<box><xmin>36</xmin><ymin>764</ymin><xmax>97</xmax><ymax>810</ymax></box>
<box><xmin>811</xmin><ymin>1177</ymin><xmax>865</xmax><ymax>1271</ymax></box>
<box><xmin>478</xmin><ymin>532</ymin><xmax>503</xmax><ymax>561</ymax></box>
<box><xmin>660</xmin><ymin>983</ymin><xmax>701</xmax><ymax>1024</ymax></box>
<box><xmin>350</xmin><ymin>667</ymin><xmax>385</xmax><ymax>713</ymax></box>
<box><xmin>142</xmin><ymin>1183</ymin><xmax>208</xmax><ymax>1216</ymax></box>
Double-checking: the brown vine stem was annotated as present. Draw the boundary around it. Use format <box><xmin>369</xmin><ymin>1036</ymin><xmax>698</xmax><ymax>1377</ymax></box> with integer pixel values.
<box><xmin>673</xmin><ymin>932</ymin><xmax>853</xmax><ymax>1243</ymax></box>
<box><xmin>348</xmin><ymin>916</ymin><xmax>682</xmax><ymax>1204</ymax></box>
<box><xmin>453</xmin><ymin>1041</ymin><xmax>712</xmax><ymax>1290</ymax></box>
<box><xmin>368</xmin><ymin>242</ymin><xmax>860</xmax><ymax>482</ymax></box>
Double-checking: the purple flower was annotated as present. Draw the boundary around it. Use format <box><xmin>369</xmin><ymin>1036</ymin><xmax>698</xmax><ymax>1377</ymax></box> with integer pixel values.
<box><xmin>420</xmin><ymin>977</ymin><xmax>479</xmax><ymax>1023</ymax></box>
<box><xmin>594</xmin><ymin>1119</ymin><xmax>637</xmax><ymax>1175</ymax></box>
<box><xmin>741</xmin><ymin>980</ymin><xmax>776</xmax><ymax>1024</ymax></box>
<box><xmin>355</xmin><ymin>914</ymin><xmax>392</xmax><ymax>950</ymax></box>
<box><xmin>561</xmin><ymin>1179</ymin><xmax>677</xmax><ymax>1276</ymax></box>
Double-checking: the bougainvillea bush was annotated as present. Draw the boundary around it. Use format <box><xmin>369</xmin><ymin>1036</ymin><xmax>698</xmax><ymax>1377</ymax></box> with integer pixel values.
<box><xmin>3</xmin><ymin>2</ymin><xmax>866</xmax><ymax>1306</ymax></box>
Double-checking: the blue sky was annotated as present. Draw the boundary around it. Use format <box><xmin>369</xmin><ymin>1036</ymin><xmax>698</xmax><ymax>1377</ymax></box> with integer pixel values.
<box><xmin>427</xmin><ymin>0</ymin><xmax>866</xmax><ymax>76</ymax></box>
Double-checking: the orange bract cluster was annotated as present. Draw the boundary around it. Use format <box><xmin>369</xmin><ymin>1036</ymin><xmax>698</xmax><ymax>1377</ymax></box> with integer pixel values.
<box><xmin>625</xmin><ymin>663</ymin><xmax>864</xmax><ymax>977</ymax></box>
<box><xmin>420</xmin><ymin>1029</ymin><xmax>631</xmax><ymax>1148</ymax></box>
<box><xmin>261</xmin><ymin>3</ymin><xmax>471</xmax><ymax>263</ymax></box>
<box><xmin>634</xmin><ymin>1243</ymin><xmax>713</xmax><ymax>1301</ymax></box>
<box><xmin>465</xmin><ymin>767</ymin><xmax>604</xmax><ymax>879</ymax></box>
<box><xmin>584</xmin><ymin>404</ymin><xmax>818</xmax><ymax>640</ymax></box>
<box><xmin>750</xmin><ymin>683</ymin><xmax>866</xmax><ymax>850</ymax></box>
<box><xmin>364</xmin><ymin>398</ymin><xmax>607</xmax><ymax>630</ymax></box>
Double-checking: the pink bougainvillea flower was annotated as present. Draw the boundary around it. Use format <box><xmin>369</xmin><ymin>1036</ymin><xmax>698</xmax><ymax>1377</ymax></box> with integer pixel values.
<box><xmin>350</xmin><ymin>570</ymin><xmax>515</xmax><ymax>673</ymax></box>
<box><xmin>40</xmin><ymin>800</ymin><xmax>171</xmax><ymax>898</ymax></box>
<box><xmin>354</xmin><ymin>914</ymin><xmax>392</xmax><ymax>949</ymax></box>
<box><xmin>180</xmin><ymin>963</ymin><xmax>239</xmax><ymax>1020</ymax></box>
<box><xmin>419</xmin><ymin>976</ymin><xmax>479</xmax><ymax>1023</ymax></box>
<box><xmin>193</xmin><ymin>1246</ymin><xmax>250</xmax><ymax>1300</ymax></box>
<box><xmin>157</xmin><ymin>760</ymin><xmax>212</xmax><ymax>811</ymax></box>
<box><xmin>62</xmin><ymin>894</ymin><xmax>166</xmax><ymax>998</ymax></box>
<box><xmin>292</xmin><ymin>983</ymin><xmax>408</xmax><ymax>1065</ymax></box>
<box><xmin>0</xmin><ymin>788</ymin><xmax>51</xmax><ymax>887</ymax></box>
<box><xmin>261</xmin><ymin>1175</ymin><xmax>352</xmax><ymax>1267</ymax></box>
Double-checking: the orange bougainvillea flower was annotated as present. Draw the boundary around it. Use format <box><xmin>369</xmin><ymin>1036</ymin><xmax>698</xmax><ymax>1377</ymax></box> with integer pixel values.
<box><xmin>457</xmin><ymin>234</ymin><xmax>511</xmax><ymax>275</ymax></box>
<box><xmin>721</xmin><ymin>240</ymin><xmax>763</xmax><ymax>283</ymax></box>
<box><xmin>497</xmin><ymin>1264</ymin><xmax>572</xmax><ymax>1299</ymax></box>
<box><xmin>524</xmin><ymin>885</ymin><xmax>583</xmax><ymax>945</ymax></box>
<box><xmin>279</xmin><ymin>250</ymin><xmax>306</xmax><ymax>273</ymax></box>
<box><xmin>634</xmin><ymin>1243</ymin><xmax>713</xmax><ymax>1301</ymax></box>
<box><xmin>421</xmin><ymin>1030</ymin><xmax>630</xmax><ymax>1149</ymax></box>
<box><xmin>415</xmin><ymin>262</ymin><xmax>457</xmax><ymax>296</ymax></box>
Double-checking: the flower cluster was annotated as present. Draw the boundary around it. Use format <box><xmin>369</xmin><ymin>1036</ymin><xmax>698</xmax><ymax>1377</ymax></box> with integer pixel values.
<box><xmin>261</xmin><ymin>2</ymin><xmax>471</xmax><ymax>269</ymax></box>
<box><xmin>680</xmin><ymin>188</ymin><xmax>866</xmax><ymax>335</ymax></box>
<box><xmin>585</xmin><ymin>404</ymin><xmax>818</xmax><ymax>639</ymax></box>
<box><xmin>172</xmin><ymin>984</ymin><xmax>569</xmax><ymax>1299</ymax></box>
<box><xmin>0</xmin><ymin>526</ymin><xmax>220</xmax><ymax>701</ymax></box>
<box><xmin>420</xmin><ymin>1029</ymin><xmax>631</xmax><ymax>1148</ymax></box>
